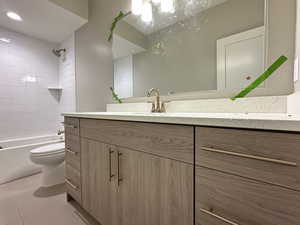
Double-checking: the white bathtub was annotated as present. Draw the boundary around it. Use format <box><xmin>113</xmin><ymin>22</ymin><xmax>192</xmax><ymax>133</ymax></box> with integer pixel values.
<box><xmin>0</xmin><ymin>135</ymin><xmax>64</xmax><ymax>185</ymax></box>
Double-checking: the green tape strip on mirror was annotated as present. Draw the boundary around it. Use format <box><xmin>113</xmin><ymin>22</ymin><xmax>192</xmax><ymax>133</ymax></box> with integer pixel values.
<box><xmin>231</xmin><ymin>55</ymin><xmax>288</xmax><ymax>101</ymax></box>
<box><xmin>108</xmin><ymin>11</ymin><xmax>132</xmax><ymax>42</ymax></box>
<box><xmin>110</xmin><ymin>87</ymin><xmax>123</xmax><ymax>104</ymax></box>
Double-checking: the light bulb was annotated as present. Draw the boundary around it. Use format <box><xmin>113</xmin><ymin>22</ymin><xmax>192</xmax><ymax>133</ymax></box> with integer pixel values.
<box><xmin>161</xmin><ymin>0</ymin><xmax>175</xmax><ymax>13</ymax></box>
<box><xmin>132</xmin><ymin>0</ymin><xmax>143</xmax><ymax>15</ymax></box>
<box><xmin>6</xmin><ymin>12</ymin><xmax>23</xmax><ymax>21</ymax></box>
<box><xmin>0</xmin><ymin>38</ymin><xmax>11</xmax><ymax>43</ymax></box>
<box><xmin>141</xmin><ymin>2</ymin><xmax>153</xmax><ymax>23</ymax></box>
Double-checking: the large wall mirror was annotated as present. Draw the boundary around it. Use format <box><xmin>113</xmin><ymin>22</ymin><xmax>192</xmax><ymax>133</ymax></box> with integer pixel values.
<box><xmin>112</xmin><ymin>0</ymin><xmax>296</xmax><ymax>101</ymax></box>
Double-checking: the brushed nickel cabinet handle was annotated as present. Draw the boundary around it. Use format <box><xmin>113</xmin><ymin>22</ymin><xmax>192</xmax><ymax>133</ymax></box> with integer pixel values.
<box><xmin>117</xmin><ymin>151</ymin><xmax>123</xmax><ymax>186</ymax></box>
<box><xmin>62</xmin><ymin>122</ymin><xmax>77</xmax><ymax>129</ymax></box>
<box><xmin>65</xmin><ymin>179</ymin><xmax>79</xmax><ymax>190</ymax></box>
<box><xmin>201</xmin><ymin>147</ymin><xmax>297</xmax><ymax>167</ymax></box>
<box><xmin>66</xmin><ymin>148</ymin><xmax>78</xmax><ymax>155</ymax></box>
<box><xmin>109</xmin><ymin>148</ymin><xmax>115</xmax><ymax>182</ymax></box>
<box><xmin>199</xmin><ymin>208</ymin><xmax>240</xmax><ymax>225</ymax></box>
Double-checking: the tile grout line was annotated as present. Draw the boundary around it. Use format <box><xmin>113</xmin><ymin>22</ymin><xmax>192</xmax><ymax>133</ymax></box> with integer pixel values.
<box><xmin>16</xmin><ymin>203</ymin><xmax>25</xmax><ymax>225</ymax></box>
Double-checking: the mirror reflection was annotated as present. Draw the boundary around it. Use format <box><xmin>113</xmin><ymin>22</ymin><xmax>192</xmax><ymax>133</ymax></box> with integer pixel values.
<box><xmin>113</xmin><ymin>0</ymin><xmax>265</xmax><ymax>98</ymax></box>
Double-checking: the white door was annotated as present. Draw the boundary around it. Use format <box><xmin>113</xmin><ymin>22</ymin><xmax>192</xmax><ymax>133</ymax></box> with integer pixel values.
<box><xmin>217</xmin><ymin>26</ymin><xmax>265</xmax><ymax>90</ymax></box>
<box><xmin>113</xmin><ymin>55</ymin><xmax>133</xmax><ymax>98</ymax></box>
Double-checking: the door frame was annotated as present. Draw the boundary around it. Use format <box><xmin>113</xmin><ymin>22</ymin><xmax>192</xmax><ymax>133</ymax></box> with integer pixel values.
<box><xmin>217</xmin><ymin>26</ymin><xmax>266</xmax><ymax>90</ymax></box>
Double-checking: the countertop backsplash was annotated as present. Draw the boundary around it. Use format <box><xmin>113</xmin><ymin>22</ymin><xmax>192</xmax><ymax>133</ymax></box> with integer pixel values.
<box><xmin>107</xmin><ymin>96</ymin><xmax>288</xmax><ymax>114</ymax></box>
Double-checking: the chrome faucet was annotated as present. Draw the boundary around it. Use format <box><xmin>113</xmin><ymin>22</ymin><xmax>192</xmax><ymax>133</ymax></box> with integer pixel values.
<box><xmin>147</xmin><ymin>88</ymin><xmax>161</xmax><ymax>112</ymax></box>
<box><xmin>147</xmin><ymin>88</ymin><xmax>168</xmax><ymax>113</ymax></box>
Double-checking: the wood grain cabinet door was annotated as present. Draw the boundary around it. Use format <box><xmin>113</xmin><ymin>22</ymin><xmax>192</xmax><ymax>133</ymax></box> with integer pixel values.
<box><xmin>117</xmin><ymin>147</ymin><xmax>194</xmax><ymax>225</ymax></box>
<box><xmin>81</xmin><ymin>138</ymin><xmax>118</xmax><ymax>225</ymax></box>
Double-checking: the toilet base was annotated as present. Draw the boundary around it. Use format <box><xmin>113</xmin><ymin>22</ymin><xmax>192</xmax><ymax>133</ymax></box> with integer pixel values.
<box><xmin>41</xmin><ymin>162</ymin><xmax>65</xmax><ymax>187</ymax></box>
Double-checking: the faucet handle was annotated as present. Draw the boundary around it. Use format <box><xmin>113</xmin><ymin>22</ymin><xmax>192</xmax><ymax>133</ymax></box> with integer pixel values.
<box><xmin>146</xmin><ymin>88</ymin><xmax>154</xmax><ymax>97</ymax></box>
<box><xmin>146</xmin><ymin>90</ymin><xmax>151</xmax><ymax>97</ymax></box>
<box><xmin>146</xmin><ymin>88</ymin><xmax>160</xmax><ymax>97</ymax></box>
<box><xmin>147</xmin><ymin>101</ymin><xmax>156</xmax><ymax>113</ymax></box>
<box><xmin>161</xmin><ymin>101</ymin><xmax>171</xmax><ymax>113</ymax></box>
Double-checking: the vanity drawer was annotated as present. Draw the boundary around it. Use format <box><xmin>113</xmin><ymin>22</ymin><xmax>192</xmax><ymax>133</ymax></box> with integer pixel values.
<box><xmin>65</xmin><ymin>148</ymin><xmax>80</xmax><ymax>171</ymax></box>
<box><xmin>195</xmin><ymin>166</ymin><xmax>300</xmax><ymax>225</ymax></box>
<box><xmin>65</xmin><ymin>134</ymin><xmax>81</xmax><ymax>153</ymax></box>
<box><xmin>65</xmin><ymin>134</ymin><xmax>81</xmax><ymax>171</ymax></box>
<box><xmin>80</xmin><ymin>119</ymin><xmax>194</xmax><ymax>164</ymax></box>
<box><xmin>64</xmin><ymin>117</ymin><xmax>80</xmax><ymax>136</ymax></box>
<box><xmin>66</xmin><ymin>164</ymin><xmax>81</xmax><ymax>203</ymax></box>
<box><xmin>196</xmin><ymin>127</ymin><xmax>300</xmax><ymax>190</ymax></box>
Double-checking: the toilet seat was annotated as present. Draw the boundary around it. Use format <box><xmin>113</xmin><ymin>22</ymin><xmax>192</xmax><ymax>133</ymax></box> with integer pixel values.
<box><xmin>30</xmin><ymin>142</ymin><xmax>65</xmax><ymax>156</ymax></box>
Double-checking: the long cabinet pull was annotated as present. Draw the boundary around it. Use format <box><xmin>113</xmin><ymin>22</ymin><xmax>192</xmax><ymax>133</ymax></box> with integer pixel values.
<box><xmin>109</xmin><ymin>148</ymin><xmax>115</xmax><ymax>182</ymax></box>
<box><xmin>66</xmin><ymin>148</ymin><xmax>78</xmax><ymax>155</ymax></box>
<box><xmin>62</xmin><ymin>122</ymin><xmax>77</xmax><ymax>129</ymax></box>
<box><xmin>65</xmin><ymin>179</ymin><xmax>79</xmax><ymax>190</ymax></box>
<box><xmin>117</xmin><ymin>151</ymin><xmax>123</xmax><ymax>186</ymax></box>
<box><xmin>201</xmin><ymin>146</ymin><xmax>297</xmax><ymax>167</ymax></box>
<box><xmin>199</xmin><ymin>208</ymin><xmax>240</xmax><ymax>225</ymax></box>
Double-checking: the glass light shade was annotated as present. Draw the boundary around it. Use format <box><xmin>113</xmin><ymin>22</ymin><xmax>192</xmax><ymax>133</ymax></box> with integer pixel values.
<box><xmin>0</xmin><ymin>38</ymin><xmax>11</xmax><ymax>43</ymax></box>
<box><xmin>6</xmin><ymin>12</ymin><xmax>22</xmax><ymax>21</ymax></box>
<box><xmin>161</xmin><ymin>0</ymin><xmax>175</xmax><ymax>13</ymax></box>
<box><xmin>132</xmin><ymin>0</ymin><xmax>143</xmax><ymax>15</ymax></box>
<box><xmin>141</xmin><ymin>2</ymin><xmax>153</xmax><ymax>23</ymax></box>
<box><xmin>152</xmin><ymin>0</ymin><xmax>161</xmax><ymax>4</ymax></box>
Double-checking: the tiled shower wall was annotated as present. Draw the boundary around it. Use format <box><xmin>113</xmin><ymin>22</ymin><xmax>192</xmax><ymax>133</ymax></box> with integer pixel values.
<box><xmin>0</xmin><ymin>27</ymin><xmax>60</xmax><ymax>140</ymax></box>
<box><xmin>58</xmin><ymin>34</ymin><xmax>76</xmax><ymax>121</ymax></box>
<box><xmin>0</xmin><ymin>27</ymin><xmax>76</xmax><ymax>141</ymax></box>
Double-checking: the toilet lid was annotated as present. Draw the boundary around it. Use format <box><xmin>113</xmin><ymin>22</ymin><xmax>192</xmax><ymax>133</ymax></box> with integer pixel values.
<box><xmin>31</xmin><ymin>142</ymin><xmax>65</xmax><ymax>155</ymax></box>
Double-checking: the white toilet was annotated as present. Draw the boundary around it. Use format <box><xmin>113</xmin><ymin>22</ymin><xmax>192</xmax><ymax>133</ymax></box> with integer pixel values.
<box><xmin>30</xmin><ymin>142</ymin><xmax>65</xmax><ymax>187</ymax></box>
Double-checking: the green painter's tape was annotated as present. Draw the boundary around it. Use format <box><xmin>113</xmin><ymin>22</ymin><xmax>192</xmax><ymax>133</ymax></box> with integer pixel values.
<box><xmin>231</xmin><ymin>55</ymin><xmax>288</xmax><ymax>100</ymax></box>
<box><xmin>110</xmin><ymin>87</ymin><xmax>122</xmax><ymax>104</ymax></box>
<box><xmin>108</xmin><ymin>11</ymin><xmax>132</xmax><ymax>42</ymax></box>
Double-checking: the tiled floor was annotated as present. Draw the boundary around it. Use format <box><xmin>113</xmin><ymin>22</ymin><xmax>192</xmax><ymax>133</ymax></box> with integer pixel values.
<box><xmin>0</xmin><ymin>174</ymin><xmax>87</xmax><ymax>225</ymax></box>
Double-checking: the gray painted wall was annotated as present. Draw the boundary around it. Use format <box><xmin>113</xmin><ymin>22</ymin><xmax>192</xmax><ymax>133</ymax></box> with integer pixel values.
<box><xmin>49</xmin><ymin>0</ymin><xmax>89</xmax><ymax>19</ymax></box>
<box><xmin>115</xmin><ymin>21</ymin><xmax>149</xmax><ymax>50</ymax></box>
<box><xmin>75</xmin><ymin>0</ymin><xmax>131</xmax><ymax>111</ymax></box>
<box><xmin>132</xmin><ymin>0</ymin><xmax>265</xmax><ymax>97</ymax></box>
<box><xmin>265</xmin><ymin>0</ymin><xmax>296</xmax><ymax>96</ymax></box>
<box><xmin>295</xmin><ymin>0</ymin><xmax>300</xmax><ymax>92</ymax></box>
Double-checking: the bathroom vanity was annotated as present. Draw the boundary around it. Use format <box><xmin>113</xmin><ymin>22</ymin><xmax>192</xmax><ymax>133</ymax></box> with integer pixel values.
<box><xmin>63</xmin><ymin>113</ymin><xmax>300</xmax><ymax>225</ymax></box>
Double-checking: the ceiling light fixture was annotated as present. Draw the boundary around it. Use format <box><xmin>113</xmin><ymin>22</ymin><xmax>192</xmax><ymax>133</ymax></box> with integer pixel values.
<box><xmin>133</xmin><ymin>0</ymin><xmax>175</xmax><ymax>24</ymax></box>
<box><xmin>22</xmin><ymin>75</ymin><xmax>37</xmax><ymax>83</ymax></box>
<box><xmin>141</xmin><ymin>2</ymin><xmax>153</xmax><ymax>23</ymax></box>
<box><xmin>0</xmin><ymin>38</ymin><xmax>11</xmax><ymax>43</ymax></box>
<box><xmin>152</xmin><ymin>0</ymin><xmax>161</xmax><ymax>4</ymax></box>
<box><xmin>6</xmin><ymin>11</ymin><xmax>23</xmax><ymax>21</ymax></box>
<box><xmin>132</xmin><ymin>0</ymin><xmax>143</xmax><ymax>15</ymax></box>
<box><xmin>161</xmin><ymin>0</ymin><xmax>175</xmax><ymax>13</ymax></box>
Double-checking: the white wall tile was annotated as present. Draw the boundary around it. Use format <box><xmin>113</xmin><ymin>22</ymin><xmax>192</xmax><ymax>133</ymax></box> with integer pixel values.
<box><xmin>0</xmin><ymin>27</ymin><xmax>60</xmax><ymax>141</ymax></box>
<box><xmin>0</xmin><ymin>28</ymin><xmax>76</xmax><ymax>141</ymax></box>
<box><xmin>58</xmin><ymin>34</ymin><xmax>77</xmax><ymax>120</ymax></box>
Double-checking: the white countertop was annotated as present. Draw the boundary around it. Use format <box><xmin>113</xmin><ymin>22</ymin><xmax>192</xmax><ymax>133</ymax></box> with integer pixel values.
<box><xmin>62</xmin><ymin>112</ymin><xmax>300</xmax><ymax>132</ymax></box>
